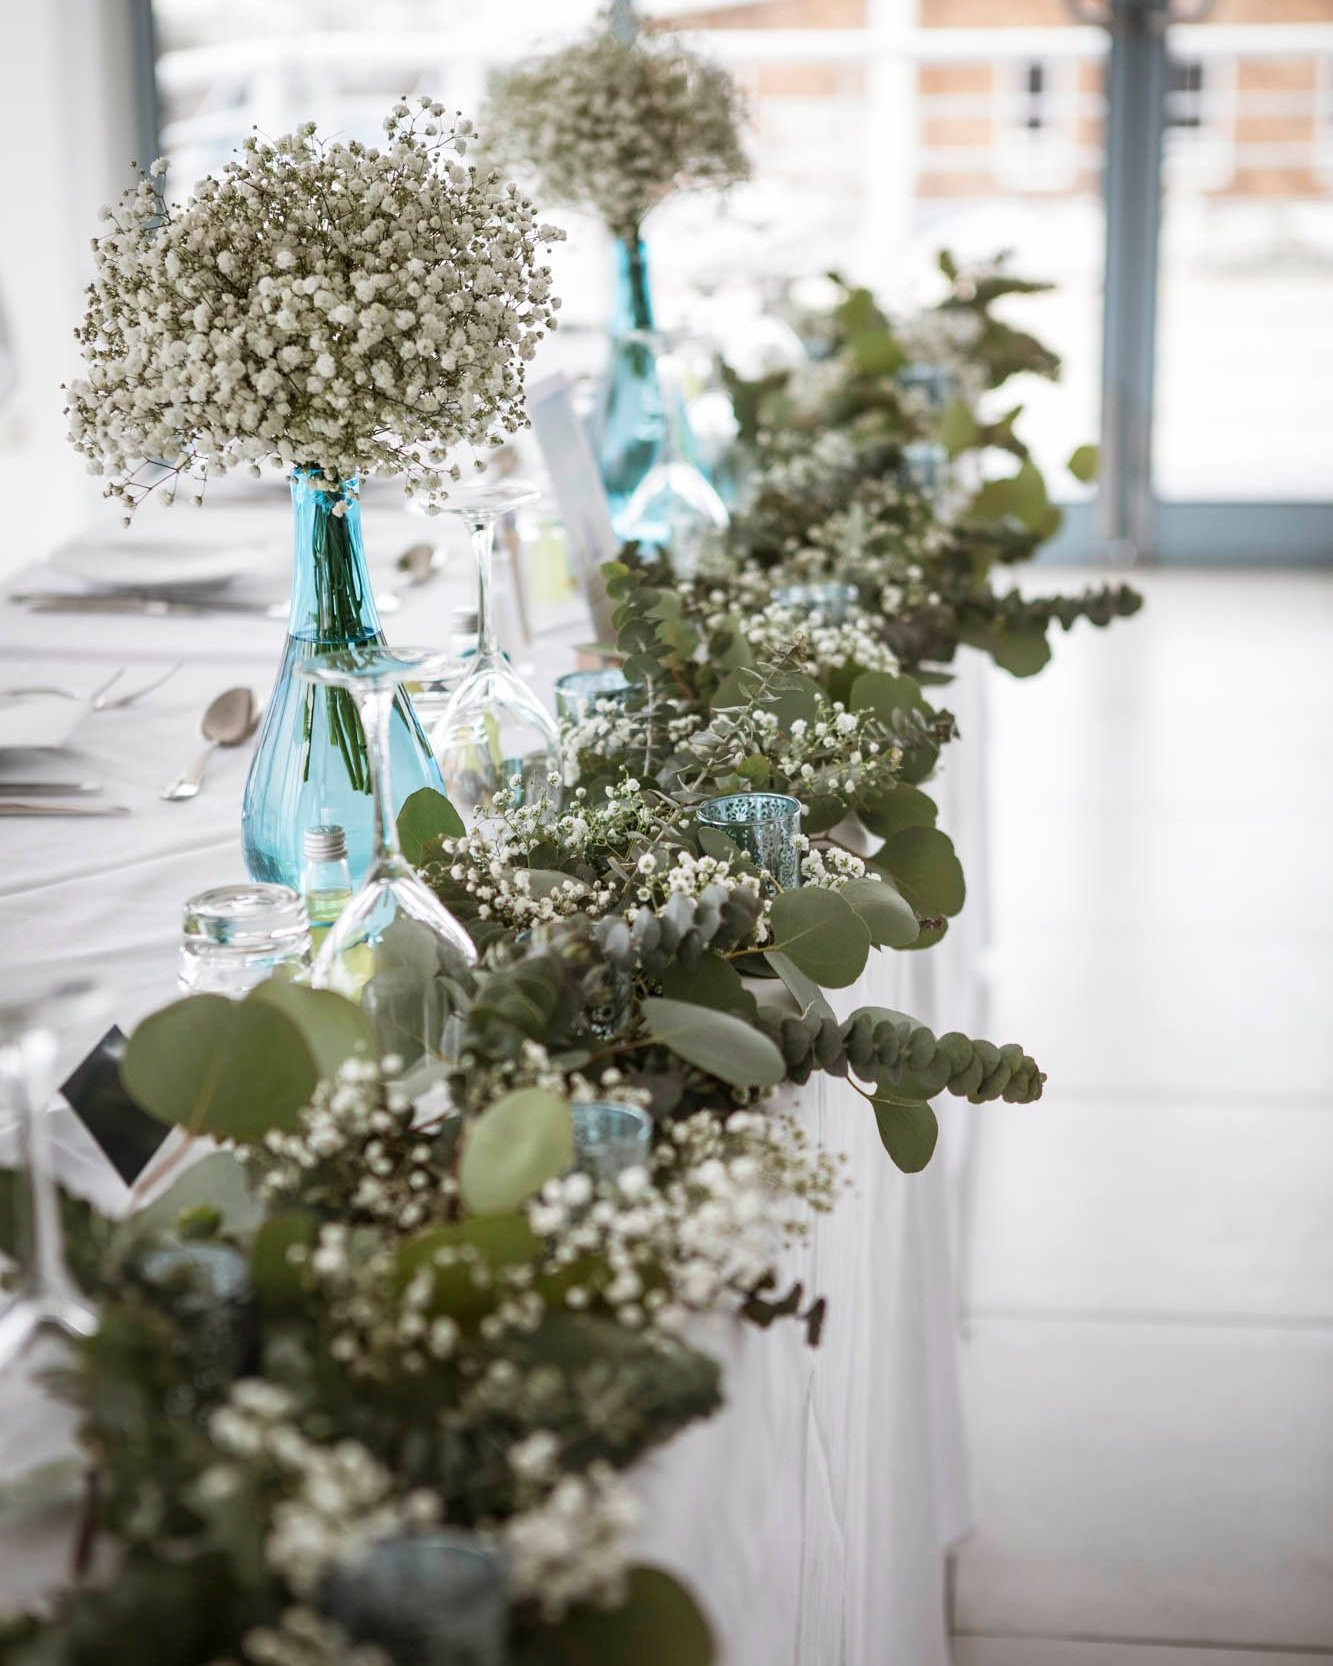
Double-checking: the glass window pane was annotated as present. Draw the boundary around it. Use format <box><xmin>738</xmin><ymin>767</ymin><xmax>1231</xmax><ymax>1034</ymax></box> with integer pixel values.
<box><xmin>1154</xmin><ymin>3</ymin><xmax>1333</xmax><ymax>502</ymax></box>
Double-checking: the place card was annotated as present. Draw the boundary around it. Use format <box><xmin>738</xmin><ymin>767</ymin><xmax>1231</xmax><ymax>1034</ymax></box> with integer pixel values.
<box><xmin>59</xmin><ymin>1026</ymin><xmax>168</xmax><ymax>1185</ymax></box>
<box><xmin>525</xmin><ymin>372</ymin><xmax>618</xmax><ymax>644</ymax></box>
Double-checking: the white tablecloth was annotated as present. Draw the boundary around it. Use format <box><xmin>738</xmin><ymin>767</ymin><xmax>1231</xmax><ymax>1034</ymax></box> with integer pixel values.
<box><xmin>0</xmin><ymin>500</ymin><xmax>981</xmax><ymax>1665</ymax></box>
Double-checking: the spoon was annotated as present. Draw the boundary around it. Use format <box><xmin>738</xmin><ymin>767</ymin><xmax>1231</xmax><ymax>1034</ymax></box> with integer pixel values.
<box><xmin>159</xmin><ymin>687</ymin><xmax>259</xmax><ymax>802</ymax></box>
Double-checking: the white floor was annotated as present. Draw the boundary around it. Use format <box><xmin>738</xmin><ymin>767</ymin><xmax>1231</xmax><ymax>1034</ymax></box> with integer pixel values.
<box><xmin>951</xmin><ymin>570</ymin><xmax>1333</xmax><ymax>1664</ymax></box>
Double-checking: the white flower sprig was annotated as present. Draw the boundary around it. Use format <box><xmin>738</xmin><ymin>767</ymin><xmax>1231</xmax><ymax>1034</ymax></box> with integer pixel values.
<box><xmin>67</xmin><ymin>99</ymin><xmax>563</xmax><ymax>515</ymax></box>
<box><xmin>483</xmin><ymin>9</ymin><xmax>749</xmax><ymax>242</ymax></box>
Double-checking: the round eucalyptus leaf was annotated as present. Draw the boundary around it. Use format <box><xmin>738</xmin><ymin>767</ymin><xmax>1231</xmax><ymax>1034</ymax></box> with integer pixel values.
<box><xmin>839</xmin><ymin>877</ymin><xmax>920</xmax><ymax>949</ymax></box>
<box><xmin>397</xmin><ymin>787</ymin><xmax>466</xmax><ymax>867</ymax></box>
<box><xmin>858</xmin><ymin>783</ymin><xmax>939</xmax><ymax>840</ymax></box>
<box><xmin>515</xmin><ymin>1565</ymin><xmax>715</xmax><ymax>1666</ymax></box>
<box><xmin>246</xmin><ymin>979</ymin><xmax>376</xmax><ymax>1078</ymax></box>
<box><xmin>459</xmin><ymin>1087</ymin><xmax>574</xmax><ymax>1217</ymax></box>
<box><xmin>875</xmin><ymin>826</ymin><xmax>966</xmax><ymax>918</ymax></box>
<box><xmin>122</xmin><ymin>996</ymin><xmax>316</xmax><ymax>1145</ymax></box>
<box><xmin>767</xmin><ymin>888</ymin><xmax>870</xmax><ymax>989</ymax></box>
<box><xmin>640</xmin><ymin>997</ymin><xmax>785</xmax><ymax>1089</ymax></box>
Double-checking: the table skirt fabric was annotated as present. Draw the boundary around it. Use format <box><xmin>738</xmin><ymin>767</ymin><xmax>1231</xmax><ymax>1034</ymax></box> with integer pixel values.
<box><xmin>0</xmin><ymin>519</ymin><xmax>984</xmax><ymax>1663</ymax></box>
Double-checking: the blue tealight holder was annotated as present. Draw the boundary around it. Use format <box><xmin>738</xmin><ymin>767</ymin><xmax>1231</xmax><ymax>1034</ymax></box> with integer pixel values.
<box><xmin>697</xmin><ymin>791</ymin><xmax>803</xmax><ymax>890</ymax></box>
<box><xmin>319</xmin><ymin>1530</ymin><xmax>508</xmax><ymax>1666</ymax></box>
<box><xmin>570</xmin><ymin>1101</ymin><xmax>653</xmax><ymax>1184</ymax></box>
<box><xmin>554</xmin><ymin>668</ymin><xmax>637</xmax><ymax>722</ymax></box>
<box><xmin>899</xmin><ymin>360</ymin><xmax>957</xmax><ymax>412</ymax></box>
<box><xmin>900</xmin><ymin>440</ymin><xmax>948</xmax><ymax>498</ymax></box>
<box><xmin>772</xmin><ymin>581</ymin><xmax>860</xmax><ymax>626</ymax></box>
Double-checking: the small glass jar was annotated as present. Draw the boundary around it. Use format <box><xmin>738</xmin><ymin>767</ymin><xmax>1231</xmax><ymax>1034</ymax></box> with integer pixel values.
<box><xmin>554</xmin><ymin>667</ymin><xmax>636</xmax><ymax>722</ymax></box>
<box><xmin>178</xmin><ymin>883</ymin><xmax>312</xmax><ymax>996</ymax></box>
<box><xmin>570</xmin><ymin>1101</ymin><xmax>653</xmax><ymax>1185</ymax></box>
<box><xmin>772</xmin><ymin>581</ymin><xmax>860</xmax><ymax>627</ymax></box>
<box><xmin>302</xmin><ymin>825</ymin><xmax>353</xmax><ymax>944</ymax></box>
<box><xmin>697</xmin><ymin>791</ymin><xmax>803</xmax><ymax>890</ymax></box>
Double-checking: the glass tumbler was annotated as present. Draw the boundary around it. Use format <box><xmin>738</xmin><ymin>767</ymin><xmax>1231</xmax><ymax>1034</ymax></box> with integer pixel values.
<box><xmin>179</xmin><ymin>884</ymin><xmax>312</xmax><ymax>995</ymax></box>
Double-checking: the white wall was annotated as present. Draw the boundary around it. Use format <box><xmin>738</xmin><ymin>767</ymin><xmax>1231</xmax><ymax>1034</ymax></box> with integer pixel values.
<box><xmin>0</xmin><ymin>0</ymin><xmax>143</xmax><ymax>571</ymax></box>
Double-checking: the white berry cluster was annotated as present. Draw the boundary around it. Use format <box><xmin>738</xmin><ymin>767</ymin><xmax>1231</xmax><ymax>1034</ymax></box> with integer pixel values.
<box><xmin>483</xmin><ymin>9</ymin><xmax>749</xmax><ymax>241</ymax></box>
<box><xmin>67</xmin><ymin>100</ymin><xmax>562</xmax><ymax>515</ymax></box>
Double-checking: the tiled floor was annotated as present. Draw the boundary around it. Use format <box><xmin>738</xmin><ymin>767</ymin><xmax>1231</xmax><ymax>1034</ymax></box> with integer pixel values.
<box><xmin>952</xmin><ymin>571</ymin><xmax>1333</xmax><ymax>1663</ymax></box>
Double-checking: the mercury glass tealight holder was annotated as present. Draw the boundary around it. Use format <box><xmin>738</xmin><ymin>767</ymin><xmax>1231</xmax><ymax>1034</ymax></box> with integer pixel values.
<box><xmin>898</xmin><ymin>360</ymin><xmax>957</xmax><ymax>412</ymax></box>
<box><xmin>697</xmin><ymin>791</ymin><xmax>803</xmax><ymax>890</ymax></box>
<box><xmin>554</xmin><ymin>668</ymin><xmax>637</xmax><ymax>723</ymax></box>
<box><xmin>772</xmin><ymin>581</ymin><xmax>860</xmax><ymax>627</ymax></box>
<box><xmin>319</xmin><ymin>1531</ymin><xmax>508</xmax><ymax>1666</ymax></box>
<box><xmin>570</xmin><ymin>1101</ymin><xmax>653</xmax><ymax>1186</ymax></box>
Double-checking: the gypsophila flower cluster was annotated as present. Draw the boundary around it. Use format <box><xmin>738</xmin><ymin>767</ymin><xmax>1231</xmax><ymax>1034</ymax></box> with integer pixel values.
<box><xmin>230</xmin><ymin>1607</ymin><xmax>392</xmax><ymax>1666</ymax></box>
<box><xmin>800</xmin><ymin>846</ymin><xmax>869</xmax><ymax>890</ymax></box>
<box><xmin>68</xmin><ymin>99</ymin><xmax>562</xmax><ymax>514</ymax></box>
<box><xmin>204</xmin><ymin>1380</ymin><xmax>440</xmax><ymax>1599</ymax></box>
<box><xmin>250</xmin><ymin>1058</ymin><xmax>456</xmax><ymax>1231</ymax></box>
<box><xmin>729</xmin><ymin>600</ymin><xmax>900</xmax><ymax>678</ymax></box>
<box><xmin>483</xmin><ymin>9</ymin><xmax>749</xmax><ymax>241</ymax></box>
<box><xmin>502</xmin><ymin>1464</ymin><xmax>639</xmax><ymax>1618</ymax></box>
<box><xmin>682</xmin><ymin>698</ymin><xmax>903</xmax><ymax>804</ymax></box>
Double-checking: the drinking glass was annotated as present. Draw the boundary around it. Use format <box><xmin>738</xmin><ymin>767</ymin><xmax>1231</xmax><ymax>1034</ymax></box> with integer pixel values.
<box><xmin>698</xmin><ymin>791</ymin><xmax>803</xmax><ymax>890</ymax></box>
<box><xmin>0</xmin><ymin>981</ymin><xmax>103</xmax><ymax>1381</ymax></box>
<box><xmin>570</xmin><ymin>1101</ymin><xmax>653</xmax><ymax>1186</ymax></box>
<box><xmin>320</xmin><ymin>1531</ymin><xmax>508</xmax><ymax>1666</ymax></box>
<box><xmin>300</xmin><ymin>647</ymin><xmax>478</xmax><ymax>1065</ymax></box>
<box><xmin>178</xmin><ymin>883</ymin><xmax>313</xmax><ymax>995</ymax></box>
<box><xmin>428</xmin><ymin>482</ymin><xmax>561</xmax><ymax>823</ymax></box>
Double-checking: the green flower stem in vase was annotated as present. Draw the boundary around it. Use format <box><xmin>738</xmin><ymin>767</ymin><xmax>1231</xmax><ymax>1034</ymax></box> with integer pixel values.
<box><xmin>242</xmin><ymin>470</ymin><xmax>443</xmax><ymax>889</ymax></box>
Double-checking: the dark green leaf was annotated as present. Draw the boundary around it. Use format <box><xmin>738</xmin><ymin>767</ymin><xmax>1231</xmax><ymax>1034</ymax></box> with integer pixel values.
<box><xmin>1067</xmin><ymin>442</ymin><xmax>1100</xmax><ymax>483</ymax></box>
<box><xmin>247</xmin><ymin>979</ymin><xmax>375</xmax><ymax>1077</ymax></box>
<box><xmin>858</xmin><ymin>784</ymin><xmax>938</xmax><ymax>840</ymax></box>
<box><xmin>397</xmin><ymin>787</ymin><xmax>465</xmax><ymax>867</ymax></box>
<box><xmin>659</xmin><ymin>953</ymin><xmax>758</xmax><ymax>1020</ymax></box>
<box><xmin>515</xmin><ymin>1566</ymin><xmax>715</xmax><ymax>1666</ymax></box>
<box><xmin>874</xmin><ymin>826</ymin><xmax>965</xmax><ymax>918</ymax></box>
<box><xmin>766</xmin><ymin>888</ymin><xmax>870</xmax><ymax>988</ymax></box>
<box><xmin>871</xmin><ymin>1096</ymin><xmax>939</xmax><ymax>1173</ymax></box>
<box><xmin>839</xmin><ymin>877</ymin><xmax>920</xmax><ymax>948</ymax></box>
<box><xmin>764</xmin><ymin>950</ymin><xmax>836</xmax><ymax>1022</ymax></box>
<box><xmin>640</xmin><ymin>998</ymin><xmax>785</xmax><ymax>1088</ymax></box>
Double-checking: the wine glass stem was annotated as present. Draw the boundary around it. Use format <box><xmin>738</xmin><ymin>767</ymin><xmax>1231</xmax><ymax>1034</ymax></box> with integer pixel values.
<box><xmin>10</xmin><ymin>1038</ymin><xmax>75</xmax><ymax>1301</ymax></box>
<box><xmin>354</xmin><ymin>684</ymin><xmax>400</xmax><ymax>865</ymax></box>
<box><xmin>471</xmin><ymin>513</ymin><xmax>502</xmax><ymax>664</ymax></box>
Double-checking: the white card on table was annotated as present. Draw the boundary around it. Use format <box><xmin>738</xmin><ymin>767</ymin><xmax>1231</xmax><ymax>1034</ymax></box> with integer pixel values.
<box><xmin>526</xmin><ymin>372</ymin><xmax>618</xmax><ymax>644</ymax></box>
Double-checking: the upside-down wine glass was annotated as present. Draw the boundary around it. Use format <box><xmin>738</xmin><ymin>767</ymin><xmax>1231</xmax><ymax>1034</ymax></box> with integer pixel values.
<box><xmin>300</xmin><ymin>648</ymin><xmax>478</xmax><ymax>1066</ymax></box>
<box><xmin>0</xmin><ymin>981</ymin><xmax>102</xmax><ymax>1381</ymax></box>
<box><xmin>428</xmin><ymin>481</ymin><xmax>562</xmax><ymax>823</ymax></box>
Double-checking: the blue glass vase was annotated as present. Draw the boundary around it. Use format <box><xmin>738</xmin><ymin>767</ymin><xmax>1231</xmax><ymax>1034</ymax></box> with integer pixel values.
<box><xmin>241</xmin><ymin>471</ymin><xmax>443</xmax><ymax>890</ymax></box>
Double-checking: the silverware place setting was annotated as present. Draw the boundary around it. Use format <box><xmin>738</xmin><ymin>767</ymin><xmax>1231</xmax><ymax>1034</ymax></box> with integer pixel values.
<box><xmin>159</xmin><ymin>686</ymin><xmax>261</xmax><ymax>802</ymax></box>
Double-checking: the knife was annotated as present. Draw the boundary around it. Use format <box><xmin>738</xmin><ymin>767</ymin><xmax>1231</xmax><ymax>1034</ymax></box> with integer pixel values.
<box><xmin>12</xmin><ymin>591</ymin><xmax>278</xmax><ymax>618</ymax></box>
<box><xmin>0</xmin><ymin>781</ymin><xmax>101</xmax><ymax>797</ymax></box>
<box><xmin>0</xmin><ymin>800</ymin><xmax>130</xmax><ymax>817</ymax></box>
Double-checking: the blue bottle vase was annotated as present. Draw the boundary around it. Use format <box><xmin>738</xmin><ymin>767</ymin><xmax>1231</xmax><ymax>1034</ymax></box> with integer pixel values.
<box><xmin>596</xmin><ymin>236</ymin><xmax>706</xmax><ymax>534</ymax></box>
<box><xmin>242</xmin><ymin>471</ymin><xmax>443</xmax><ymax>890</ymax></box>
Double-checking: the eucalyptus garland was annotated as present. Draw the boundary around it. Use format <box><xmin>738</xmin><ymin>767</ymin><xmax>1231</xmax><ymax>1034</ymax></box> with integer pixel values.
<box><xmin>2</xmin><ymin>257</ymin><xmax>1141</xmax><ymax>1664</ymax></box>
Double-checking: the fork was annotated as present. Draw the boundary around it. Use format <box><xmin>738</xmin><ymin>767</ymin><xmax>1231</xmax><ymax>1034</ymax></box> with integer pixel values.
<box><xmin>0</xmin><ymin>663</ymin><xmax>182</xmax><ymax>710</ymax></box>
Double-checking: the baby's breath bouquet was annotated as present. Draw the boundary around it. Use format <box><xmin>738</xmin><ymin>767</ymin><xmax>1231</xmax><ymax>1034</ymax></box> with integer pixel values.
<box><xmin>483</xmin><ymin>9</ymin><xmax>749</xmax><ymax>244</ymax></box>
<box><xmin>68</xmin><ymin>99</ymin><xmax>562</xmax><ymax>512</ymax></box>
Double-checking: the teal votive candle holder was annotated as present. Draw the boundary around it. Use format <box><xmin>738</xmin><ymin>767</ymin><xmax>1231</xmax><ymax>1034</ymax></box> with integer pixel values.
<box><xmin>772</xmin><ymin>581</ymin><xmax>860</xmax><ymax>626</ymax></box>
<box><xmin>900</xmin><ymin>439</ymin><xmax>948</xmax><ymax>497</ymax></box>
<box><xmin>697</xmin><ymin>791</ymin><xmax>803</xmax><ymax>889</ymax></box>
<box><xmin>554</xmin><ymin>668</ymin><xmax>636</xmax><ymax>722</ymax></box>
<box><xmin>319</xmin><ymin>1531</ymin><xmax>508</xmax><ymax>1666</ymax></box>
<box><xmin>571</xmin><ymin>1101</ymin><xmax>652</xmax><ymax>1184</ymax></box>
<box><xmin>899</xmin><ymin>360</ymin><xmax>956</xmax><ymax>412</ymax></box>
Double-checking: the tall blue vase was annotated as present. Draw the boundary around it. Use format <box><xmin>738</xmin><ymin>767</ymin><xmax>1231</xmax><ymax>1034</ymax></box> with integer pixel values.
<box><xmin>242</xmin><ymin>471</ymin><xmax>442</xmax><ymax>890</ymax></box>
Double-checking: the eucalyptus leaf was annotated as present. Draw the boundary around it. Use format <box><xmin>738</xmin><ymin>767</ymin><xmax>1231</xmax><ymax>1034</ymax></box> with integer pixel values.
<box><xmin>839</xmin><ymin>876</ymin><xmax>920</xmax><ymax>948</ymax></box>
<box><xmin>640</xmin><ymin>997</ymin><xmax>785</xmax><ymax>1088</ymax></box>
<box><xmin>849</xmin><ymin>670</ymin><xmax>928</xmax><ymax>725</ymax></box>
<box><xmin>1067</xmin><ymin>442</ymin><xmax>1100</xmax><ymax>483</ymax></box>
<box><xmin>659</xmin><ymin>953</ymin><xmax>758</xmax><ymax>1020</ymax></box>
<box><xmin>871</xmin><ymin>1095</ymin><xmax>939</xmax><ymax>1173</ymax></box>
<box><xmin>873</xmin><ymin>826</ymin><xmax>966</xmax><ymax>918</ymax></box>
<box><xmin>858</xmin><ymin>783</ymin><xmax>938</xmax><ymax>840</ymax></box>
<box><xmin>696</xmin><ymin>825</ymin><xmax>759</xmax><ymax>876</ymax></box>
<box><xmin>515</xmin><ymin>1565</ymin><xmax>715</xmax><ymax>1666</ymax></box>
<box><xmin>397</xmin><ymin>787</ymin><xmax>465</xmax><ymax>867</ymax></box>
<box><xmin>122</xmin><ymin>995</ymin><xmax>316</xmax><ymax>1144</ymax></box>
<box><xmin>766</xmin><ymin>888</ymin><xmax>870</xmax><ymax>988</ymax></box>
<box><xmin>247</xmin><ymin>980</ymin><xmax>375</xmax><ymax>1077</ymax></box>
<box><xmin>764</xmin><ymin>950</ymin><xmax>836</xmax><ymax>1023</ymax></box>
<box><xmin>459</xmin><ymin>1088</ymin><xmax>574</xmax><ymax>1216</ymax></box>
<box><xmin>959</xmin><ymin>622</ymin><xmax>1052</xmax><ymax>679</ymax></box>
